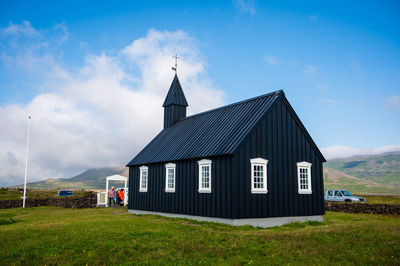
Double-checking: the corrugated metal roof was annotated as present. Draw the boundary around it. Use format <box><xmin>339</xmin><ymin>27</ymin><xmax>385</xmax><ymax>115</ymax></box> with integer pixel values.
<box><xmin>128</xmin><ymin>90</ymin><xmax>282</xmax><ymax>166</ymax></box>
<box><xmin>162</xmin><ymin>74</ymin><xmax>188</xmax><ymax>107</ymax></box>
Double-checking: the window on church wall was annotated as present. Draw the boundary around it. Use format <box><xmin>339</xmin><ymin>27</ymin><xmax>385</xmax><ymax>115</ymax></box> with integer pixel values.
<box><xmin>198</xmin><ymin>159</ymin><xmax>212</xmax><ymax>193</ymax></box>
<box><xmin>139</xmin><ymin>166</ymin><xmax>148</xmax><ymax>192</ymax></box>
<box><xmin>250</xmin><ymin>158</ymin><xmax>268</xmax><ymax>194</ymax></box>
<box><xmin>201</xmin><ymin>165</ymin><xmax>210</xmax><ymax>188</ymax></box>
<box><xmin>165</xmin><ymin>163</ymin><xmax>176</xmax><ymax>193</ymax></box>
<box><xmin>297</xmin><ymin>161</ymin><xmax>312</xmax><ymax>194</ymax></box>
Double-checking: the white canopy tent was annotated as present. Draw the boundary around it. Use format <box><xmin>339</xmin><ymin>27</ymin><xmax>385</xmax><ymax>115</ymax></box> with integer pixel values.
<box><xmin>105</xmin><ymin>175</ymin><xmax>128</xmax><ymax>207</ymax></box>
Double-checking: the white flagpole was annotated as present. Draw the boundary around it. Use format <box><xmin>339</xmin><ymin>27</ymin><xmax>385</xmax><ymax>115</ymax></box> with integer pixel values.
<box><xmin>22</xmin><ymin>116</ymin><xmax>31</xmax><ymax>208</ymax></box>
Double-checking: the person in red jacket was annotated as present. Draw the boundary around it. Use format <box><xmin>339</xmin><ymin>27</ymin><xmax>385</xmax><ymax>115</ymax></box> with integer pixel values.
<box><xmin>118</xmin><ymin>189</ymin><xmax>124</xmax><ymax>206</ymax></box>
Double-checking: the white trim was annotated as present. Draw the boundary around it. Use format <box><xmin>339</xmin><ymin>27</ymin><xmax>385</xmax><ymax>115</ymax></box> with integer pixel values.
<box><xmin>250</xmin><ymin>158</ymin><xmax>268</xmax><ymax>194</ymax></box>
<box><xmin>297</xmin><ymin>161</ymin><xmax>312</xmax><ymax>167</ymax></box>
<box><xmin>297</xmin><ymin>161</ymin><xmax>312</xmax><ymax>194</ymax></box>
<box><xmin>250</xmin><ymin>158</ymin><xmax>269</xmax><ymax>164</ymax></box>
<box><xmin>129</xmin><ymin>209</ymin><xmax>324</xmax><ymax>228</ymax></box>
<box><xmin>165</xmin><ymin>163</ymin><xmax>176</xmax><ymax>193</ymax></box>
<box><xmin>139</xmin><ymin>166</ymin><xmax>148</xmax><ymax>192</ymax></box>
<box><xmin>198</xmin><ymin>159</ymin><xmax>212</xmax><ymax>193</ymax></box>
<box><xmin>165</xmin><ymin>162</ymin><xmax>176</xmax><ymax>168</ymax></box>
<box><xmin>198</xmin><ymin>159</ymin><xmax>212</xmax><ymax>165</ymax></box>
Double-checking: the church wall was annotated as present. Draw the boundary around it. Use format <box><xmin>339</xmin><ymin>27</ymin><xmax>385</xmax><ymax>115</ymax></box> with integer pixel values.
<box><xmin>128</xmin><ymin>95</ymin><xmax>325</xmax><ymax>219</ymax></box>
<box><xmin>128</xmin><ymin>155</ymin><xmax>235</xmax><ymax>218</ymax></box>
<box><xmin>232</xmin><ymin>98</ymin><xmax>325</xmax><ymax>218</ymax></box>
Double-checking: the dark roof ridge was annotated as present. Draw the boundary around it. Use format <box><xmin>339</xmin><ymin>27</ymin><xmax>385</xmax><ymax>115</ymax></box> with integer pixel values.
<box><xmin>180</xmin><ymin>89</ymin><xmax>284</xmax><ymax>121</ymax></box>
<box><xmin>127</xmin><ymin>89</ymin><xmax>287</xmax><ymax>166</ymax></box>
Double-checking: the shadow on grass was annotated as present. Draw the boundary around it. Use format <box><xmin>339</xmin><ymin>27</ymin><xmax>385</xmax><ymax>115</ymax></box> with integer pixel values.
<box><xmin>132</xmin><ymin>213</ymin><xmax>325</xmax><ymax>232</ymax></box>
<box><xmin>267</xmin><ymin>220</ymin><xmax>325</xmax><ymax>231</ymax></box>
<box><xmin>0</xmin><ymin>218</ymin><xmax>20</xmax><ymax>226</ymax></box>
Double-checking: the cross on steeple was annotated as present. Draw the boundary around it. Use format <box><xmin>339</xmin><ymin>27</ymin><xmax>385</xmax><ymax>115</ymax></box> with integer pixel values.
<box><xmin>172</xmin><ymin>54</ymin><xmax>180</xmax><ymax>73</ymax></box>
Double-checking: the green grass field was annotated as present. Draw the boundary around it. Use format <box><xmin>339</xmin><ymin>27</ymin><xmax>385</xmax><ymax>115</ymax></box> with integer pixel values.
<box><xmin>0</xmin><ymin>207</ymin><xmax>399</xmax><ymax>265</ymax></box>
<box><xmin>359</xmin><ymin>195</ymin><xmax>400</xmax><ymax>205</ymax></box>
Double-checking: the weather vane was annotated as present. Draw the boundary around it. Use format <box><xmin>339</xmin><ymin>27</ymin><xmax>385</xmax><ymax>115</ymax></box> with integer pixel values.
<box><xmin>172</xmin><ymin>53</ymin><xmax>179</xmax><ymax>73</ymax></box>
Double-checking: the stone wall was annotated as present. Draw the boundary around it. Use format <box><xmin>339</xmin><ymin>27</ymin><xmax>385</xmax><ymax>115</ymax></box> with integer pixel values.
<box><xmin>325</xmin><ymin>202</ymin><xmax>400</xmax><ymax>215</ymax></box>
<box><xmin>0</xmin><ymin>192</ymin><xmax>97</xmax><ymax>209</ymax></box>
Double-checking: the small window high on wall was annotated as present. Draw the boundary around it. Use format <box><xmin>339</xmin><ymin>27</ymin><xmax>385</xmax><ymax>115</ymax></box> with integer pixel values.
<box><xmin>198</xmin><ymin>159</ymin><xmax>212</xmax><ymax>193</ymax></box>
<box><xmin>139</xmin><ymin>166</ymin><xmax>148</xmax><ymax>192</ymax></box>
<box><xmin>297</xmin><ymin>161</ymin><xmax>312</xmax><ymax>194</ymax></box>
<box><xmin>250</xmin><ymin>158</ymin><xmax>268</xmax><ymax>194</ymax></box>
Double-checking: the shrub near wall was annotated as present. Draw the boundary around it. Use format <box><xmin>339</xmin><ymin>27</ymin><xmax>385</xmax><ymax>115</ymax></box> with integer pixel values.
<box><xmin>325</xmin><ymin>202</ymin><xmax>400</xmax><ymax>215</ymax></box>
<box><xmin>0</xmin><ymin>192</ymin><xmax>97</xmax><ymax>209</ymax></box>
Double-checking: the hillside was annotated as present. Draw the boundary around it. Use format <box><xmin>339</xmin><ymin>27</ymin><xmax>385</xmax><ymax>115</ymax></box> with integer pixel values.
<box><xmin>325</xmin><ymin>151</ymin><xmax>400</xmax><ymax>187</ymax></box>
<box><xmin>26</xmin><ymin>166</ymin><xmax>128</xmax><ymax>190</ymax></box>
<box><xmin>323</xmin><ymin>167</ymin><xmax>400</xmax><ymax>194</ymax></box>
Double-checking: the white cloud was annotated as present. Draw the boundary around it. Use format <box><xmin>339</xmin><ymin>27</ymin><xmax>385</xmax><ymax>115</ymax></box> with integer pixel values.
<box><xmin>264</xmin><ymin>55</ymin><xmax>281</xmax><ymax>65</ymax></box>
<box><xmin>2</xmin><ymin>21</ymin><xmax>40</xmax><ymax>37</ymax></box>
<box><xmin>0</xmin><ymin>25</ymin><xmax>225</xmax><ymax>187</ymax></box>
<box><xmin>233</xmin><ymin>0</ymin><xmax>256</xmax><ymax>15</ymax></box>
<box><xmin>321</xmin><ymin>145</ymin><xmax>400</xmax><ymax>160</ymax></box>
<box><xmin>52</xmin><ymin>22</ymin><xmax>69</xmax><ymax>44</ymax></box>
<box><xmin>303</xmin><ymin>64</ymin><xmax>316</xmax><ymax>75</ymax></box>
<box><xmin>385</xmin><ymin>95</ymin><xmax>400</xmax><ymax>110</ymax></box>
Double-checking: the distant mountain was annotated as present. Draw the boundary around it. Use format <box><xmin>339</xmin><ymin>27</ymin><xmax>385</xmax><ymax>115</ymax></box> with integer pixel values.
<box><xmin>25</xmin><ymin>166</ymin><xmax>128</xmax><ymax>190</ymax></box>
<box><xmin>325</xmin><ymin>151</ymin><xmax>400</xmax><ymax>194</ymax></box>
<box><xmin>323</xmin><ymin>167</ymin><xmax>400</xmax><ymax>194</ymax></box>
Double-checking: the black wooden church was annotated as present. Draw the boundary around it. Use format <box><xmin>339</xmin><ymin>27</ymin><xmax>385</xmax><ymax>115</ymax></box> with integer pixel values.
<box><xmin>127</xmin><ymin>74</ymin><xmax>326</xmax><ymax>227</ymax></box>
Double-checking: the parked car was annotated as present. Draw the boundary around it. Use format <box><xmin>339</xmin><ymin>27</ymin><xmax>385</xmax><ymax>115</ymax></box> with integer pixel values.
<box><xmin>57</xmin><ymin>190</ymin><xmax>74</xmax><ymax>196</ymax></box>
<box><xmin>325</xmin><ymin>190</ymin><xmax>365</xmax><ymax>202</ymax></box>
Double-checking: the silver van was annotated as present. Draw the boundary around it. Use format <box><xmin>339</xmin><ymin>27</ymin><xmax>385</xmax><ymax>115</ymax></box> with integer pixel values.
<box><xmin>325</xmin><ymin>190</ymin><xmax>365</xmax><ymax>202</ymax></box>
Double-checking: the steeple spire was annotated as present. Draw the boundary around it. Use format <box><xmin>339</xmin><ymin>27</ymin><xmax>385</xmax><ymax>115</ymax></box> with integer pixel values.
<box><xmin>162</xmin><ymin>74</ymin><xmax>188</xmax><ymax>107</ymax></box>
<box><xmin>163</xmin><ymin>73</ymin><xmax>188</xmax><ymax>128</ymax></box>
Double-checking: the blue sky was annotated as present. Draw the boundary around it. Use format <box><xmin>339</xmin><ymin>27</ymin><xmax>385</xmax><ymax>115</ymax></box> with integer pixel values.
<box><xmin>0</xmin><ymin>0</ymin><xmax>399</xmax><ymax>185</ymax></box>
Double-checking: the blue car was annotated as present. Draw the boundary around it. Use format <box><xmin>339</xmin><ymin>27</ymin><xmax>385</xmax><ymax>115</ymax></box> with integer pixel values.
<box><xmin>57</xmin><ymin>190</ymin><xmax>74</xmax><ymax>196</ymax></box>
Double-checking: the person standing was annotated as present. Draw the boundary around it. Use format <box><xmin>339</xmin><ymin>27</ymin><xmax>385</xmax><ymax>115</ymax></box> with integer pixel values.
<box><xmin>118</xmin><ymin>189</ymin><xmax>124</xmax><ymax>206</ymax></box>
<box><xmin>108</xmin><ymin>186</ymin><xmax>116</xmax><ymax>207</ymax></box>
<box><xmin>115</xmin><ymin>189</ymin><xmax>121</xmax><ymax>206</ymax></box>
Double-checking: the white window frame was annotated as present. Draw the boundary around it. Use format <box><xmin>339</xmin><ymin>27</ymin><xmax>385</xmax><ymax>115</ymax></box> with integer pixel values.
<box><xmin>198</xmin><ymin>159</ymin><xmax>212</xmax><ymax>193</ymax></box>
<box><xmin>250</xmin><ymin>158</ymin><xmax>268</xmax><ymax>194</ymax></box>
<box><xmin>297</xmin><ymin>161</ymin><xmax>312</xmax><ymax>194</ymax></box>
<box><xmin>139</xmin><ymin>166</ymin><xmax>148</xmax><ymax>192</ymax></box>
<box><xmin>165</xmin><ymin>163</ymin><xmax>176</xmax><ymax>193</ymax></box>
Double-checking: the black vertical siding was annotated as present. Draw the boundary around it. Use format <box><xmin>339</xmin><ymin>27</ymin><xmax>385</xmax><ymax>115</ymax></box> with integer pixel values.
<box><xmin>129</xmin><ymin>96</ymin><xmax>324</xmax><ymax>219</ymax></box>
<box><xmin>232</xmin><ymin>98</ymin><xmax>325</xmax><ymax>218</ymax></box>
<box><xmin>164</xmin><ymin>104</ymin><xmax>187</xmax><ymax>128</ymax></box>
<box><xmin>129</xmin><ymin>156</ymin><xmax>234</xmax><ymax>218</ymax></box>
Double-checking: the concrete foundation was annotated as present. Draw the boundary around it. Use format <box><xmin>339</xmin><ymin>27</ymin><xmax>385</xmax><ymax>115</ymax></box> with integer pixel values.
<box><xmin>128</xmin><ymin>209</ymin><xmax>324</xmax><ymax>228</ymax></box>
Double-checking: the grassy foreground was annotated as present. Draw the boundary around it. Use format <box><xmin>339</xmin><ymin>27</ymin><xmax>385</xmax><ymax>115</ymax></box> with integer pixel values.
<box><xmin>0</xmin><ymin>208</ymin><xmax>399</xmax><ymax>265</ymax></box>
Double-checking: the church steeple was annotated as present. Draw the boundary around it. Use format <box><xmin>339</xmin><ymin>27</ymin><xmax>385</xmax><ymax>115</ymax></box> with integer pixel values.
<box><xmin>163</xmin><ymin>74</ymin><xmax>188</xmax><ymax>128</ymax></box>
